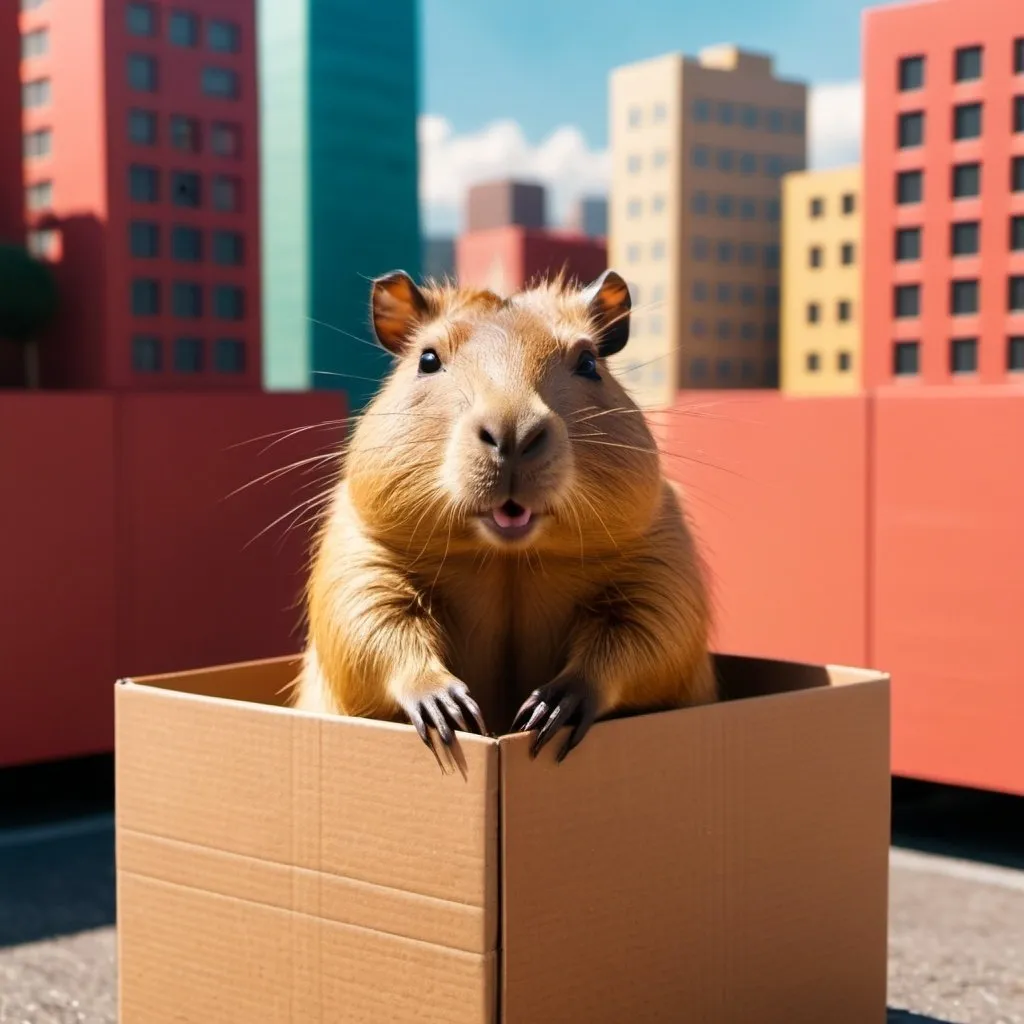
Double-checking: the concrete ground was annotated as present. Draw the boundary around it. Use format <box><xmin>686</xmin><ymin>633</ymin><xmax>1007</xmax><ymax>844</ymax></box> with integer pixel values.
<box><xmin>0</xmin><ymin>763</ymin><xmax>1022</xmax><ymax>1024</ymax></box>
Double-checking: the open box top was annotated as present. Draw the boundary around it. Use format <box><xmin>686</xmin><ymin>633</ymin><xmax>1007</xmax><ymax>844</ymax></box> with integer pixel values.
<box><xmin>115</xmin><ymin>653</ymin><xmax>891</xmax><ymax>1024</ymax></box>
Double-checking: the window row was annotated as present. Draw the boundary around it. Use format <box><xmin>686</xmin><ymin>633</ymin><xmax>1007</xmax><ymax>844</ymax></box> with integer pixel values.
<box><xmin>690</xmin><ymin>357</ymin><xmax>778</xmax><ymax>387</ymax></box>
<box><xmin>691</xmin><ymin>281</ymin><xmax>783</xmax><ymax>307</ymax></box>
<box><xmin>806</xmin><ymin>300</ymin><xmax>855</xmax><ymax>325</ymax></box>
<box><xmin>893</xmin><ymin>277</ymin><xmax>1024</xmax><ymax>318</ymax></box>
<box><xmin>128</xmin><ymin>54</ymin><xmax>239</xmax><ymax>99</ymax></box>
<box><xmin>690</xmin><ymin>147</ymin><xmax>801</xmax><ymax>177</ymax></box>
<box><xmin>895</xmin><ymin>217</ymin><xmax>1024</xmax><ymax>261</ymax></box>
<box><xmin>892</xmin><ymin>337</ymin><xmax>1024</xmax><ymax>376</ymax></box>
<box><xmin>128</xmin><ymin>109</ymin><xmax>242</xmax><ymax>157</ymax></box>
<box><xmin>126</xmin><ymin>3</ymin><xmax>241</xmax><ymax>53</ymax></box>
<box><xmin>626</xmin><ymin>100</ymin><xmax>804</xmax><ymax>135</ymax></box>
<box><xmin>898</xmin><ymin>42</ymin><xmax>1024</xmax><ymax>92</ymax></box>
<box><xmin>623</xmin><ymin>238</ymin><xmax>782</xmax><ymax>269</ymax></box>
<box><xmin>809</xmin><ymin>193</ymin><xmax>856</xmax><ymax>218</ymax></box>
<box><xmin>897</xmin><ymin>98</ymin><xmax>1024</xmax><ymax>149</ymax></box>
<box><xmin>129</xmin><ymin>165</ymin><xmax>243</xmax><ymax>212</ymax></box>
<box><xmin>688</xmin><ymin>192</ymin><xmax>781</xmax><ymax>222</ymax></box>
<box><xmin>129</xmin><ymin>221</ymin><xmax>244</xmax><ymax>265</ymax></box>
<box><xmin>132</xmin><ymin>335</ymin><xmax>247</xmax><ymax>374</ymax></box>
<box><xmin>130</xmin><ymin>280</ymin><xmax>246</xmax><ymax>320</ymax></box>
<box><xmin>690</xmin><ymin>320</ymin><xmax>780</xmax><ymax>343</ymax></box>
<box><xmin>23</xmin><ymin>128</ymin><xmax>51</xmax><ymax>159</ymax></box>
<box><xmin>804</xmin><ymin>351</ymin><xmax>854</xmax><ymax>374</ymax></box>
<box><xmin>21</xmin><ymin>0</ymin><xmax>47</xmax><ymax>10</ymax></box>
<box><xmin>896</xmin><ymin>157</ymin><xmax>1024</xmax><ymax>203</ymax></box>
<box><xmin>808</xmin><ymin>242</ymin><xmax>856</xmax><ymax>268</ymax></box>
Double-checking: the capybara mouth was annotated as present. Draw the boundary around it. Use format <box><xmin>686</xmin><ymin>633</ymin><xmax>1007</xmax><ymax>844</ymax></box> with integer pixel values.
<box><xmin>482</xmin><ymin>500</ymin><xmax>538</xmax><ymax>541</ymax></box>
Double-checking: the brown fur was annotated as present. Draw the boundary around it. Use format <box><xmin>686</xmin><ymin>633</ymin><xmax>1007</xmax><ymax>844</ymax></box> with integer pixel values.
<box><xmin>291</xmin><ymin>269</ymin><xmax>716</xmax><ymax>744</ymax></box>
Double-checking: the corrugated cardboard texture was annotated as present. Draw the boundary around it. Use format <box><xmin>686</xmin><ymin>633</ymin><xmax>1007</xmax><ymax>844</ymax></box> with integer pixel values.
<box><xmin>499</xmin><ymin>664</ymin><xmax>890</xmax><ymax>1024</ymax></box>
<box><xmin>116</xmin><ymin>682</ymin><xmax>499</xmax><ymax>1024</ymax></box>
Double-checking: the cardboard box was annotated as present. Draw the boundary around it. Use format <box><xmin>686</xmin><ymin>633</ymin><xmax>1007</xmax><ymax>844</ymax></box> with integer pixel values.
<box><xmin>114</xmin><ymin>654</ymin><xmax>890</xmax><ymax>1023</ymax></box>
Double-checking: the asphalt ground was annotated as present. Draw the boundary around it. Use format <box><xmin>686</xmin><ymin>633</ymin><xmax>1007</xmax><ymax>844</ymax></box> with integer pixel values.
<box><xmin>0</xmin><ymin>759</ymin><xmax>1022</xmax><ymax>1024</ymax></box>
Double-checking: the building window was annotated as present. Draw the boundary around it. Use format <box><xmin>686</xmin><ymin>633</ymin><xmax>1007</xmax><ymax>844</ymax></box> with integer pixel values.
<box><xmin>626</xmin><ymin>199</ymin><xmax>641</xmax><ymax>219</ymax></box>
<box><xmin>842</xmin><ymin>193</ymin><xmax>856</xmax><ymax>215</ymax></box>
<box><xmin>1012</xmin><ymin>215</ymin><xmax>1024</xmax><ymax>251</ymax></box>
<box><xmin>210</xmin><ymin>122</ymin><xmax>242</xmax><ymax>158</ymax></box>
<box><xmin>894</xmin><ymin>284</ymin><xmax>920</xmax><ymax>318</ymax></box>
<box><xmin>837</xmin><ymin>351</ymin><xmax>852</xmax><ymax>372</ymax></box>
<box><xmin>27</xmin><ymin>228</ymin><xmax>59</xmax><ymax>259</ymax></box>
<box><xmin>128</xmin><ymin>110</ymin><xmax>158</xmax><ymax>145</ymax></box>
<box><xmin>739</xmin><ymin>285</ymin><xmax>757</xmax><ymax>306</ymax></box>
<box><xmin>127</xmin><ymin>2</ymin><xmax>157</xmax><ymax>37</ymax></box>
<box><xmin>740</xmin><ymin>105</ymin><xmax>759</xmax><ymax>128</ymax></box>
<box><xmin>809</xmin><ymin>197</ymin><xmax>823</xmax><ymax>218</ymax></box>
<box><xmin>1015</xmin><ymin>97</ymin><xmax>1024</xmax><ymax>133</ymax></box>
<box><xmin>716</xmin><ymin>149</ymin><xmax>735</xmax><ymax>172</ymax></box>
<box><xmin>627</xmin><ymin>106</ymin><xmax>642</xmax><ymax>128</ymax></box>
<box><xmin>955</xmin><ymin>46</ymin><xmax>983</xmax><ymax>82</ymax></box>
<box><xmin>739</xmin><ymin>244</ymin><xmax>757</xmax><ymax>266</ymax></box>
<box><xmin>627</xmin><ymin>155</ymin><xmax>641</xmax><ymax>173</ymax></box>
<box><xmin>171</xmin><ymin>171</ymin><xmax>202</xmax><ymax>207</ymax></box>
<box><xmin>952</xmin><ymin>163</ymin><xmax>980</xmax><ymax>198</ymax></box>
<box><xmin>716</xmin><ymin>195</ymin><xmax>734</xmax><ymax>218</ymax></box>
<box><xmin>651</xmin><ymin>240</ymin><xmax>666</xmax><ymax>260</ymax></box>
<box><xmin>895</xmin><ymin>227</ymin><xmax>921</xmax><ymax>261</ymax></box>
<box><xmin>692</xmin><ymin>281</ymin><xmax>708</xmax><ymax>302</ymax></box>
<box><xmin>808</xmin><ymin>246</ymin><xmax>822</xmax><ymax>269</ymax></box>
<box><xmin>132</xmin><ymin>335</ymin><xmax>162</xmax><ymax>372</ymax></box>
<box><xmin>170</xmin><ymin>115</ymin><xmax>202</xmax><ymax>152</ymax></box>
<box><xmin>764</xmin><ymin>199</ymin><xmax>780</xmax><ymax>222</ymax></box>
<box><xmin>740</xmin><ymin>324</ymin><xmax>758</xmax><ymax>342</ymax></box>
<box><xmin>740</xmin><ymin>359</ymin><xmax>757</xmax><ymax>382</ymax></box>
<box><xmin>130</xmin><ymin>221</ymin><xmax>160</xmax><ymax>257</ymax></box>
<box><xmin>898</xmin><ymin>111</ymin><xmax>924</xmax><ymax>148</ymax></box>
<box><xmin>739</xmin><ymin>153</ymin><xmax>757</xmax><ymax>175</ymax></box>
<box><xmin>762</xmin><ymin>155</ymin><xmax>785</xmax><ymax>178</ymax></box>
<box><xmin>691</xmin><ymin>320</ymin><xmax>707</xmax><ymax>338</ymax></box>
<box><xmin>173</xmin><ymin>282</ymin><xmax>203</xmax><ymax>318</ymax></box>
<box><xmin>129</xmin><ymin>165</ymin><xmax>159</xmax><ymax>202</ymax></box>
<box><xmin>22</xmin><ymin>28</ymin><xmax>49</xmax><ymax>59</ymax></box>
<box><xmin>739</xmin><ymin>198</ymin><xmax>756</xmax><ymax>220</ymax></box>
<box><xmin>626</xmin><ymin>244</ymin><xmax>640</xmax><ymax>263</ymax></box>
<box><xmin>764</xmin><ymin>286</ymin><xmax>780</xmax><ymax>308</ymax></box>
<box><xmin>763</xmin><ymin>245</ymin><xmax>780</xmax><ymax>269</ymax></box>
<box><xmin>131</xmin><ymin>278</ymin><xmax>160</xmax><ymax>316</ymax></box>
<box><xmin>23</xmin><ymin>129</ymin><xmax>52</xmax><ymax>159</ymax></box>
<box><xmin>953</xmin><ymin>102</ymin><xmax>982</xmax><ymax>140</ymax></box>
<box><xmin>652</xmin><ymin>102</ymin><xmax>666</xmax><ymax>123</ymax></box>
<box><xmin>764</xmin><ymin>358</ymin><xmax>780</xmax><ymax>387</ymax></box>
<box><xmin>208</xmin><ymin>19</ymin><xmax>240</xmax><ymax>52</ymax></box>
<box><xmin>692</xmin><ymin>237</ymin><xmax>710</xmax><ymax>260</ymax></box>
<box><xmin>214</xmin><ymin>285</ymin><xmax>245</xmax><ymax>320</ymax></box>
<box><xmin>950</xmin><ymin>338</ymin><xmax>978</xmax><ymax>374</ymax></box>
<box><xmin>171</xmin><ymin>225</ymin><xmax>203</xmax><ymax>262</ymax></box>
<box><xmin>693</xmin><ymin>99</ymin><xmax>711</xmax><ymax>122</ymax></box>
<box><xmin>715</xmin><ymin>320</ymin><xmax>731</xmax><ymax>341</ymax></box>
<box><xmin>899</xmin><ymin>55</ymin><xmax>925</xmax><ymax>91</ymax></box>
<box><xmin>690</xmin><ymin>357</ymin><xmax>708</xmax><ymax>381</ymax></box>
<box><xmin>897</xmin><ymin>170</ymin><xmax>923</xmax><ymax>204</ymax></box>
<box><xmin>128</xmin><ymin>54</ymin><xmax>158</xmax><ymax>92</ymax></box>
<box><xmin>893</xmin><ymin>341</ymin><xmax>919</xmax><ymax>375</ymax></box>
<box><xmin>716</xmin><ymin>283</ymin><xmax>733</xmax><ymax>304</ymax></box>
<box><xmin>951</xmin><ymin>221</ymin><xmax>980</xmax><ymax>256</ymax></box>
<box><xmin>717</xmin><ymin>102</ymin><xmax>735</xmax><ymax>125</ymax></box>
<box><xmin>202</xmin><ymin>67</ymin><xmax>239</xmax><ymax>99</ymax></box>
<box><xmin>841</xmin><ymin>242</ymin><xmax>855</xmax><ymax>265</ymax></box>
<box><xmin>715</xmin><ymin>359</ymin><xmax>732</xmax><ymax>382</ymax></box>
<box><xmin>837</xmin><ymin>300</ymin><xmax>852</xmax><ymax>322</ymax></box>
<box><xmin>174</xmin><ymin>337</ymin><xmax>204</xmax><ymax>372</ymax></box>
<box><xmin>806</xmin><ymin>303</ymin><xmax>820</xmax><ymax>324</ymax></box>
<box><xmin>214</xmin><ymin>338</ymin><xmax>246</xmax><ymax>373</ymax></box>
<box><xmin>1010</xmin><ymin>276</ymin><xmax>1024</xmax><ymax>312</ymax></box>
<box><xmin>692</xmin><ymin>146</ymin><xmax>710</xmax><ymax>168</ymax></box>
<box><xmin>652</xmin><ymin>150</ymin><xmax>667</xmax><ymax>169</ymax></box>
<box><xmin>1013</xmin><ymin>156</ymin><xmax>1024</xmax><ymax>192</ymax></box>
<box><xmin>651</xmin><ymin>194</ymin><xmax>665</xmax><ymax>213</ymax></box>
<box><xmin>764</xmin><ymin>324</ymin><xmax>779</xmax><ymax>344</ymax></box>
<box><xmin>170</xmin><ymin>11</ymin><xmax>199</xmax><ymax>46</ymax></box>
<box><xmin>1008</xmin><ymin>336</ymin><xmax>1024</xmax><ymax>371</ymax></box>
<box><xmin>766</xmin><ymin>109</ymin><xmax>785</xmax><ymax>133</ymax></box>
<box><xmin>716</xmin><ymin>241</ymin><xmax>734</xmax><ymax>264</ymax></box>
<box><xmin>1016</xmin><ymin>39</ymin><xmax>1024</xmax><ymax>75</ymax></box>
<box><xmin>691</xmin><ymin>192</ymin><xmax>709</xmax><ymax>215</ymax></box>
<box><xmin>790</xmin><ymin>110</ymin><xmax>805</xmax><ymax>134</ymax></box>
<box><xmin>25</xmin><ymin>180</ymin><xmax>53</xmax><ymax>211</ymax></box>
<box><xmin>22</xmin><ymin>79</ymin><xmax>51</xmax><ymax>108</ymax></box>
<box><xmin>806</xmin><ymin>352</ymin><xmax>820</xmax><ymax>372</ymax></box>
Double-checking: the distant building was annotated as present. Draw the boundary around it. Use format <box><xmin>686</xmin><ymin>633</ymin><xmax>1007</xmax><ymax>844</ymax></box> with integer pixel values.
<box><xmin>15</xmin><ymin>0</ymin><xmax>262</xmax><ymax>389</ymax></box>
<box><xmin>0</xmin><ymin>0</ymin><xmax>22</xmax><ymax>244</ymax></box>
<box><xmin>456</xmin><ymin>226</ymin><xmax>606</xmax><ymax>296</ymax></box>
<box><xmin>863</xmin><ymin>0</ymin><xmax>1024</xmax><ymax>387</ymax></box>
<box><xmin>610</xmin><ymin>44</ymin><xmax>807</xmax><ymax>406</ymax></box>
<box><xmin>467</xmin><ymin>180</ymin><xmax>546</xmax><ymax>232</ymax></box>
<box><xmin>781</xmin><ymin>166</ymin><xmax>862</xmax><ymax>394</ymax></box>
<box><xmin>569</xmin><ymin>196</ymin><xmax>608</xmax><ymax>239</ymax></box>
<box><xmin>422</xmin><ymin>236</ymin><xmax>455</xmax><ymax>281</ymax></box>
<box><xmin>259</xmin><ymin>0</ymin><xmax>421</xmax><ymax>409</ymax></box>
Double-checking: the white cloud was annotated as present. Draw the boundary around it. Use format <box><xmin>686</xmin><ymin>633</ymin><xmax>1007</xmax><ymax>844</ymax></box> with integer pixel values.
<box><xmin>419</xmin><ymin>79</ymin><xmax>863</xmax><ymax>237</ymax></box>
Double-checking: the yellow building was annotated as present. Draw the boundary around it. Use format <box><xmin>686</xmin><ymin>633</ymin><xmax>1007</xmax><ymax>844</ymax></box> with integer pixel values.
<box><xmin>780</xmin><ymin>166</ymin><xmax>862</xmax><ymax>394</ymax></box>
<box><xmin>609</xmin><ymin>45</ymin><xmax>807</xmax><ymax>408</ymax></box>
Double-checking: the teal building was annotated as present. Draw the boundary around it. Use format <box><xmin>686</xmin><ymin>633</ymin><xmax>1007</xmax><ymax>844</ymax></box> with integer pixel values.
<box><xmin>258</xmin><ymin>0</ymin><xmax>422</xmax><ymax>409</ymax></box>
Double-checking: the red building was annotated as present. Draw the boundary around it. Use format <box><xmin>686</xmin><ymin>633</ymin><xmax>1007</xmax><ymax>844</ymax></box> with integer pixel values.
<box><xmin>457</xmin><ymin>226</ymin><xmax>607</xmax><ymax>294</ymax></box>
<box><xmin>862</xmin><ymin>0</ymin><xmax>1024</xmax><ymax>387</ymax></box>
<box><xmin>0</xmin><ymin>0</ymin><xmax>23</xmax><ymax>243</ymax></box>
<box><xmin>18</xmin><ymin>0</ymin><xmax>260</xmax><ymax>389</ymax></box>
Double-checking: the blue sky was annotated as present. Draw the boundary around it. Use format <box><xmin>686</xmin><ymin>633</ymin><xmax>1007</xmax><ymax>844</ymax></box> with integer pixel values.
<box><xmin>422</xmin><ymin>0</ymin><xmax>885</xmax><ymax>148</ymax></box>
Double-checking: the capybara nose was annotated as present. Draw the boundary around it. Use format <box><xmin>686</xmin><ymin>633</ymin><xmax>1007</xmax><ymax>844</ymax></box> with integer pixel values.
<box><xmin>518</xmin><ymin>419</ymin><xmax>550</xmax><ymax>461</ymax></box>
<box><xmin>475</xmin><ymin>414</ymin><xmax>552</xmax><ymax>465</ymax></box>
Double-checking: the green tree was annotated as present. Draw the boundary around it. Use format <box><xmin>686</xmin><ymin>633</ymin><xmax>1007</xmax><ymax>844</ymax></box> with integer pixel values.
<box><xmin>0</xmin><ymin>244</ymin><xmax>58</xmax><ymax>388</ymax></box>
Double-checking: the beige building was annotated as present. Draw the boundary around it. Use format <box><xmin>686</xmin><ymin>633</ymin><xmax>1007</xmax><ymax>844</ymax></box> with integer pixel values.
<box><xmin>780</xmin><ymin>166</ymin><xmax>862</xmax><ymax>395</ymax></box>
<box><xmin>609</xmin><ymin>45</ymin><xmax>807</xmax><ymax>408</ymax></box>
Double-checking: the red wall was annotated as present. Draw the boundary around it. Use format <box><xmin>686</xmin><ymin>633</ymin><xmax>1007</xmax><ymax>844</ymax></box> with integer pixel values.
<box><xmin>0</xmin><ymin>0</ymin><xmax>23</xmax><ymax>244</ymax></box>
<box><xmin>0</xmin><ymin>390</ymin><xmax>344</xmax><ymax>767</ymax></box>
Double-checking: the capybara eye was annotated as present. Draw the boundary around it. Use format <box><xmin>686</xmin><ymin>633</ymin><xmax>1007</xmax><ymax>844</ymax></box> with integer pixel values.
<box><xmin>574</xmin><ymin>350</ymin><xmax>601</xmax><ymax>381</ymax></box>
<box><xmin>418</xmin><ymin>349</ymin><xmax>442</xmax><ymax>375</ymax></box>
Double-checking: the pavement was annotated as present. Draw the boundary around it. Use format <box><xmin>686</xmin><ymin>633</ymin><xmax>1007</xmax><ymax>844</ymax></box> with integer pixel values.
<box><xmin>0</xmin><ymin>762</ymin><xmax>1022</xmax><ymax>1024</ymax></box>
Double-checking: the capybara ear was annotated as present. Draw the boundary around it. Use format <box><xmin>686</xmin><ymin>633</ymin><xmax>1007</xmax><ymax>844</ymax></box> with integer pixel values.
<box><xmin>581</xmin><ymin>269</ymin><xmax>631</xmax><ymax>357</ymax></box>
<box><xmin>370</xmin><ymin>271</ymin><xmax>429</xmax><ymax>354</ymax></box>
